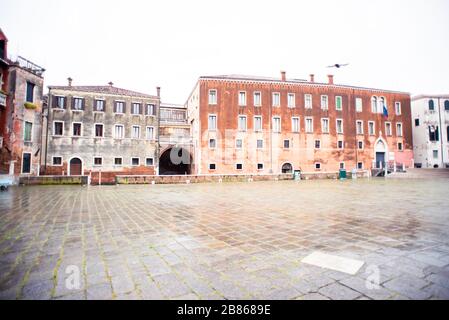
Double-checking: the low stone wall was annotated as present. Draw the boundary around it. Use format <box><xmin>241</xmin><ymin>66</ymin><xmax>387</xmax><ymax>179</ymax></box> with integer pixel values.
<box><xmin>19</xmin><ymin>175</ymin><xmax>89</xmax><ymax>186</ymax></box>
<box><xmin>116</xmin><ymin>174</ymin><xmax>293</xmax><ymax>185</ymax></box>
<box><xmin>301</xmin><ymin>170</ymin><xmax>370</xmax><ymax>180</ymax></box>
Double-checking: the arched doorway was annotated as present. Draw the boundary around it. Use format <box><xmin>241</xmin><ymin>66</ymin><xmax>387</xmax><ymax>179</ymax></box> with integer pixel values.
<box><xmin>281</xmin><ymin>163</ymin><xmax>293</xmax><ymax>174</ymax></box>
<box><xmin>69</xmin><ymin>157</ymin><xmax>82</xmax><ymax>176</ymax></box>
<box><xmin>374</xmin><ymin>139</ymin><xmax>387</xmax><ymax>169</ymax></box>
<box><xmin>159</xmin><ymin>147</ymin><xmax>191</xmax><ymax>175</ymax></box>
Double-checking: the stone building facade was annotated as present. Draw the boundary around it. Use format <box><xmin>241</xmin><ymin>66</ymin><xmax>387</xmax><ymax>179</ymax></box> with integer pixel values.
<box><xmin>186</xmin><ymin>72</ymin><xmax>413</xmax><ymax>175</ymax></box>
<box><xmin>0</xmin><ymin>53</ymin><xmax>45</xmax><ymax>176</ymax></box>
<box><xmin>0</xmin><ymin>28</ymin><xmax>10</xmax><ymax>174</ymax></box>
<box><xmin>411</xmin><ymin>95</ymin><xmax>449</xmax><ymax>168</ymax></box>
<box><xmin>43</xmin><ymin>81</ymin><xmax>160</xmax><ymax>184</ymax></box>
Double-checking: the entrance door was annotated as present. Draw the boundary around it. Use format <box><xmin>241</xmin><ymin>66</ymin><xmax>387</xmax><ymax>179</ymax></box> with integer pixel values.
<box><xmin>376</xmin><ymin>152</ymin><xmax>385</xmax><ymax>169</ymax></box>
<box><xmin>22</xmin><ymin>153</ymin><xmax>31</xmax><ymax>174</ymax></box>
<box><xmin>69</xmin><ymin>158</ymin><xmax>82</xmax><ymax>175</ymax></box>
<box><xmin>282</xmin><ymin>163</ymin><xmax>293</xmax><ymax>174</ymax></box>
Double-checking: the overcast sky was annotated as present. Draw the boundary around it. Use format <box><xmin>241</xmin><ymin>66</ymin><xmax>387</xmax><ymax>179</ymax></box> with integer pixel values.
<box><xmin>1</xmin><ymin>0</ymin><xmax>448</xmax><ymax>103</ymax></box>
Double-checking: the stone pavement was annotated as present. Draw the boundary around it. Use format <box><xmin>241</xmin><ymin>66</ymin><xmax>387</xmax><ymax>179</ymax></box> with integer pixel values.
<box><xmin>0</xmin><ymin>178</ymin><xmax>449</xmax><ymax>300</ymax></box>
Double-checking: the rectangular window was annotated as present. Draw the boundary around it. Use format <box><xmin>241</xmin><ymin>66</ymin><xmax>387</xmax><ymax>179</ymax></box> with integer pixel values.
<box><xmin>53</xmin><ymin>121</ymin><xmax>64</xmax><ymax>136</ymax></box>
<box><xmin>93</xmin><ymin>157</ymin><xmax>103</xmax><ymax>166</ymax></box>
<box><xmin>340</xmin><ymin>162</ymin><xmax>345</xmax><ymax>170</ymax></box>
<box><xmin>56</xmin><ymin>96</ymin><xmax>65</xmax><ymax>109</ymax></box>
<box><xmin>338</xmin><ymin>140</ymin><xmax>344</xmax><ymax>149</ymax></box>
<box><xmin>321</xmin><ymin>95</ymin><xmax>328</xmax><ymax>110</ymax></box>
<box><xmin>396</xmin><ymin>123</ymin><xmax>403</xmax><ymax>137</ymax></box>
<box><xmin>115</xmin><ymin>101</ymin><xmax>125</xmax><ymax>113</ymax></box>
<box><xmin>72</xmin><ymin>123</ymin><xmax>82</xmax><ymax>136</ymax></box>
<box><xmin>22</xmin><ymin>153</ymin><xmax>31</xmax><ymax>174</ymax></box>
<box><xmin>321</xmin><ymin>118</ymin><xmax>329</xmax><ymax>134</ymax></box>
<box><xmin>357</xmin><ymin>162</ymin><xmax>363</xmax><ymax>169</ymax></box>
<box><xmin>335</xmin><ymin>96</ymin><xmax>343</xmax><ymax>111</ymax></box>
<box><xmin>94</xmin><ymin>124</ymin><xmax>104</xmax><ymax>137</ymax></box>
<box><xmin>238</xmin><ymin>116</ymin><xmax>247</xmax><ymax>131</ymax></box>
<box><xmin>336</xmin><ymin>119</ymin><xmax>343</xmax><ymax>134</ymax></box>
<box><xmin>146</xmin><ymin>126</ymin><xmax>154</xmax><ymax>140</ymax></box>
<box><xmin>208</xmin><ymin>115</ymin><xmax>217</xmax><ymax>131</ymax></box>
<box><xmin>305</xmin><ymin>94</ymin><xmax>312</xmax><ymax>109</ymax></box>
<box><xmin>358</xmin><ymin>141</ymin><xmax>364</xmax><ymax>150</ymax></box>
<box><xmin>272</xmin><ymin>93</ymin><xmax>280</xmax><ymax>107</ymax></box>
<box><xmin>272</xmin><ymin>117</ymin><xmax>281</xmax><ymax>133</ymax></box>
<box><xmin>415</xmin><ymin>118</ymin><xmax>420</xmax><ymax>126</ymax></box>
<box><xmin>283</xmin><ymin>140</ymin><xmax>290</xmax><ymax>149</ymax></box>
<box><xmin>209</xmin><ymin>138</ymin><xmax>216</xmax><ymax>149</ymax></box>
<box><xmin>315</xmin><ymin>163</ymin><xmax>321</xmax><ymax>170</ymax></box>
<box><xmin>131</xmin><ymin>158</ymin><xmax>140</xmax><ymax>166</ymax></box>
<box><xmin>385</xmin><ymin>122</ymin><xmax>392</xmax><ymax>136</ymax></box>
<box><xmin>395</xmin><ymin>102</ymin><xmax>401</xmax><ymax>115</ymax></box>
<box><xmin>368</xmin><ymin>121</ymin><xmax>375</xmax><ymax>136</ymax></box>
<box><xmin>315</xmin><ymin>140</ymin><xmax>321</xmax><ymax>149</ymax></box>
<box><xmin>132</xmin><ymin>103</ymin><xmax>141</xmax><ymax>115</ymax></box>
<box><xmin>209</xmin><ymin>163</ymin><xmax>216</xmax><ymax>170</ymax></box>
<box><xmin>73</xmin><ymin>98</ymin><xmax>84</xmax><ymax>110</ymax></box>
<box><xmin>355</xmin><ymin>98</ymin><xmax>363</xmax><ymax>112</ymax></box>
<box><xmin>114</xmin><ymin>125</ymin><xmax>124</xmax><ymax>139</ymax></box>
<box><xmin>356</xmin><ymin>120</ymin><xmax>364</xmax><ymax>135</ymax></box>
<box><xmin>132</xmin><ymin>126</ymin><xmax>140</xmax><ymax>139</ymax></box>
<box><xmin>52</xmin><ymin>157</ymin><xmax>62</xmax><ymax>166</ymax></box>
<box><xmin>94</xmin><ymin>100</ymin><xmax>105</xmax><ymax>112</ymax></box>
<box><xmin>236</xmin><ymin>163</ymin><xmax>243</xmax><ymax>170</ymax></box>
<box><xmin>209</xmin><ymin>90</ymin><xmax>217</xmax><ymax>105</ymax></box>
<box><xmin>257</xmin><ymin>139</ymin><xmax>264</xmax><ymax>149</ymax></box>
<box><xmin>429</xmin><ymin>126</ymin><xmax>439</xmax><ymax>142</ymax></box>
<box><xmin>146</xmin><ymin>158</ymin><xmax>154</xmax><ymax>166</ymax></box>
<box><xmin>114</xmin><ymin>157</ymin><xmax>123</xmax><ymax>166</ymax></box>
<box><xmin>433</xmin><ymin>150</ymin><xmax>438</xmax><ymax>159</ymax></box>
<box><xmin>238</xmin><ymin>91</ymin><xmax>246</xmax><ymax>106</ymax></box>
<box><xmin>287</xmin><ymin>93</ymin><xmax>295</xmax><ymax>108</ymax></box>
<box><xmin>254</xmin><ymin>116</ymin><xmax>262</xmax><ymax>132</ymax></box>
<box><xmin>305</xmin><ymin>118</ymin><xmax>313</xmax><ymax>133</ymax></box>
<box><xmin>235</xmin><ymin>139</ymin><xmax>243</xmax><ymax>149</ymax></box>
<box><xmin>398</xmin><ymin>142</ymin><xmax>403</xmax><ymax>151</ymax></box>
<box><xmin>292</xmin><ymin>117</ymin><xmax>300</xmax><ymax>133</ymax></box>
<box><xmin>26</xmin><ymin>82</ymin><xmax>35</xmax><ymax>103</ymax></box>
<box><xmin>253</xmin><ymin>92</ymin><xmax>261</xmax><ymax>106</ymax></box>
<box><xmin>257</xmin><ymin>163</ymin><xmax>264</xmax><ymax>170</ymax></box>
<box><xmin>24</xmin><ymin>121</ymin><xmax>32</xmax><ymax>142</ymax></box>
<box><xmin>146</xmin><ymin>104</ymin><xmax>155</xmax><ymax>116</ymax></box>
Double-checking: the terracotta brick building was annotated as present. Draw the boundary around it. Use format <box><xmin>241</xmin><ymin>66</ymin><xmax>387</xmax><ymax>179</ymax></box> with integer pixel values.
<box><xmin>43</xmin><ymin>81</ymin><xmax>160</xmax><ymax>184</ymax></box>
<box><xmin>186</xmin><ymin>72</ymin><xmax>413</xmax><ymax>175</ymax></box>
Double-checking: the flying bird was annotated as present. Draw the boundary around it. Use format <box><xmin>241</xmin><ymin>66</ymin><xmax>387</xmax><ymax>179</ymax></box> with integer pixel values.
<box><xmin>327</xmin><ymin>63</ymin><xmax>349</xmax><ymax>68</ymax></box>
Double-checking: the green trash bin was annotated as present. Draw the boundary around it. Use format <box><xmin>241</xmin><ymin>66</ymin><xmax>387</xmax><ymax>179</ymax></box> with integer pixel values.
<box><xmin>294</xmin><ymin>170</ymin><xmax>301</xmax><ymax>181</ymax></box>
<box><xmin>339</xmin><ymin>169</ymin><xmax>347</xmax><ymax>179</ymax></box>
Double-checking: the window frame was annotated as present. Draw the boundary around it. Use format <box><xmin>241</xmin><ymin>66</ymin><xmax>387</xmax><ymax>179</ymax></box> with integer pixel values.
<box><xmin>209</xmin><ymin>138</ymin><xmax>217</xmax><ymax>149</ymax></box>
<box><xmin>253</xmin><ymin>91</ymin><xmax>262</xmax><ymax>107</ymax></box>
<box><xmin>131</xmin><ymin>157</ymin><xmax>140</xmax><ymax>167</ymax></box>
<box><xmin>72</xmin><ymin>122</ymin><xmax>82</xmax><ymax>137</ymax></box>
<box><xmin>272</xmin><ymin>116</ymin><xmax>281</xmax><ymax>133</ymax></box>
<box><xmin>208</xmin><ymin>114</ymin><xmax>217</xmax><ymax>131</ymax></box>
<box><xmin>291</xmin><ymin>117</ymin><xmax>300</xmax><ymax>133</ymax></box>
<box><xmin>94</xmin><ymin>123</ymin><xmax>104</xmax><ymax>138</ymax></box>
<box><xmin>336</xmin><ymin>118</ymin><xmax>343</xmax><ymax>134</ymax></box>
<box><xmin>131</xmin><ymin>125</ymin><xmax>141</xmax><ymax>139</ymax></box>
<box><xmin>368</xmin><ymin>121</ymin><xmax>375</xmax><ymax>136</ymax></box>
<box><xmin>53</xmin><ymin>121</ymin><xmax>64</xmax><ymax>136</ymax></box>
<box><xmin>238</xmin><ymin>115</ymin><xmax>247</xmax><ymax>132</ymax></box>
<box><xmin>93</xmin><ymin>156</ymin><xmax>103</xmax><ymax>167</ymax></box>
<box><xmin>320</xmin><ymin>95</ymin><xmax>329</xmax><ymax>110</ymax></box>
<box><xmin>254</xmin><ymin>115</ymin><xmax>263</xmax><ymax>132</ymax></box>
<box><xmin>114</xmin><ymin>100</ymin><xmax>125</xmax><ymax>114</ymax></box>
<box><xmin>208</xmin><ymin>89</ymin><xmax>217</xmax><ymax>105</ymax></box>
<box><xmin>94</xmin><ymin>99</ymin><xmax>105</xmax><ymax>112</ymax></box>
<box><xmin>356</xmin><ymin>120</ymin><xmax>364</xmax><ymax>135</ymax></box>
<box><xmin>315</xmin><ymin>139</ymin><xmax>321</xmax><ymax>149</ymax></box>
<box><xmin>304</xmin><ymin>94</ymin><xmax>312</xmax><ymax>109</ymax></box>
<box><xmin>287</xmin><ymin>93</ymin><xmax>295</xmax><ymax>108</ymax></box>
<box><xmin>355</xmin><ymin>98</ymin><xmax>363</xmax><ymax>113</ymax></box>
<box><xmin>24</xmin><ymin>121</ymin><xmax>33</xmax><ymax>142</ymax></box>
<box><xmin>395</xmin><ymin>102</ymin><xmax>402</xmax><ymax>115</ymax></box>
<box><xmin>145</xmin><ymin>158</ymin><xmax>154</xmax><ymax>167</ymax></box>
<box><xmin>335</xmin><ymin>96</ymin><xmax>343</xmax><ymax>111</ymax></box>
<box><xmin>305</xmin><ymin>117</ymin><xmax>313</xmax><ymax>133</ymax></box>
<box><xmin>321</xmin><ymin>118</ymin><xmax>330</xmax><ymax>134</ymax></box>
<box><xmin>114</xmin><ymin>157</ymin><xmax>123</xmax><ymax>167</ymax></box>
<box><xmin>272</xmin><ymin>92</ymin><xmax>280</xmax><ymax>107</ymax></box>
<box><xmin>114</xmin><ymin>124</ymin><xmax>125</xmax><ymax>139</ymax></box>
<box><xmin>396</xmin><ymin>122</ymin><xmax>403</xmax><ymax>137</ymax></box>
<box><xmin>238</xmin><ymin>91</ymin><xmax>247</xmax><ymax>106</ymax></box>
<box><xmin>52</xmin><ymin>156</ymin><xmax>63</xmax><ymax>166</ymax></box>
<box><xmin>385</xmin><ymin>122</ymin><xmax>392</xmax><ymax>136</ymax></box>
<box><xmin>146</xmin><ymin>126</ymin><xmax>155</xmax><ymax>140</ymax></box>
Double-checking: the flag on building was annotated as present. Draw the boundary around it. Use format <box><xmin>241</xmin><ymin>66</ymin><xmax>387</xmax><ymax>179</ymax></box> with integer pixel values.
<box><xmin>383</xmin><ymin>103</ymin><xmax>389</xmax><ymax>119</ymax></box>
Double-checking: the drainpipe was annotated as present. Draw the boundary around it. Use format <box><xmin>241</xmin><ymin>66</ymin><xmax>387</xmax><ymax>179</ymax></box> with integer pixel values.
<box><xmin>44</xmin><ymin>90</ymin><xmax>51</xmax><ymax>173</ymax></box>
<box><xmin>437</xmin><ymin>97</ymin><xmax>444</xmax><ymax>167</ymax></box>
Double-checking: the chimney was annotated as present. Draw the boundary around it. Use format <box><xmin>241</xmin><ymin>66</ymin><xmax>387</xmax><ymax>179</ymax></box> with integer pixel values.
<box><xmin>67</xmin><ymin>77</ymin><xmax>72</xmax><ymax>87</ymax></box>
<box><xmin>156</xmin><ymin>86</ymin><xmax>161</xmax><ymax>98</ymax></box>
<box><xmin>309</xmin><ymin>74</ymin><xmax>315</xmax><ymax>83</ymax></box>
<box><xmin>281</xmin><ymin>71</ymin><xmax>286</xmax><ymax>82</ymax></box>
<box><xmin>108</xmin><ymin>81</ymin><xmax>114</xmax><ymax>87</ymax></box>
<box><xmin>327</xmin><ymin>75</ymin><xmax>334</xmax><ymax>85</ymax></box>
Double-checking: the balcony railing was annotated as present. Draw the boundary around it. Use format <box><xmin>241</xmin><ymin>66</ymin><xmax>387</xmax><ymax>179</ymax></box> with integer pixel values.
<box><xmin>15</xmin><ymin>56</ymin><xmax>45</xmax><ymax>76</ymax></box>
<box><xmin>159</xmin><ymin>135</ymin><xmax>193</xmax><ymax>145</ymax></box>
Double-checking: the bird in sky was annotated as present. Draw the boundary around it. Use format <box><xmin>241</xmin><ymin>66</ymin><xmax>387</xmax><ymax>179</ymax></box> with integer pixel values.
<box><xmin>327</xmin><ymin>63</ymin><xmax>349</xmax><ymax>68</ymax></box>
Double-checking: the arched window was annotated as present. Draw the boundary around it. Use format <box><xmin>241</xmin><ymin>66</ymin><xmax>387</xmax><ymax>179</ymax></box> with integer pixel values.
<box><xmin>371</xmin><ymin>96</ymin><xmax>377</xmax><ymax>113</ymax></box>
<box><xmin>429</xmin><ymin>99</ymin><xmax>435</xmax><ymax>111</ymax></box>
<box><xmin>444</xmin><ymin>100</ymin><xmax>449</xmax><ymax>111</ymax></box>
<box><xmin>378</xmin><ymin>97</ymin><xmax>385</xmax><ymax>113</ymax></box>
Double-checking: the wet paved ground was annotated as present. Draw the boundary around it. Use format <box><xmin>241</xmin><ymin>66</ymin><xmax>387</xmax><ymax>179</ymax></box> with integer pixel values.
<box><xmin>0</xmin><ymin>178</ymin><xmax>449</xmax><ymax>300</ymax></box>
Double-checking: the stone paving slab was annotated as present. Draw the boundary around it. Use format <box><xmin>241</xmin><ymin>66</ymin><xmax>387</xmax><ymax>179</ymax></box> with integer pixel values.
<box><xmin>1</xmin><ymin>179</ymin><xmax>449</xmax><ymax>300</ymax></box>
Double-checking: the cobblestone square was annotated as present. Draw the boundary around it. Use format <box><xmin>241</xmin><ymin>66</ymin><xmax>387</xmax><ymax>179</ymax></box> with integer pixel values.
<box><xmin>1</xmin><ymin>178</ymin><xmax>449</xmax><ymax>300</ymax></box>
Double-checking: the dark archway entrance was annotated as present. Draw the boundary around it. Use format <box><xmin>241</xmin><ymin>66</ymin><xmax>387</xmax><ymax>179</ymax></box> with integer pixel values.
<box><xmin>159</xmin><ymin>147</ymin><xmax>191</xmax><ymax>175</ymax></box>
<box><xmin>282</xmin><ymin>163</ymin><xmax>293</xmax><ymax>174</ymax></box>
<box><xmin>69</xmin><ymin>157</ymin><xmax>82</xmax><ymax>176</ymax></box>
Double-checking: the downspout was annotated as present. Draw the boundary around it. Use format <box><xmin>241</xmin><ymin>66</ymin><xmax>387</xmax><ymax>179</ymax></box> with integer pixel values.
<box><xmin>44</xmin><ymin>90</ymin><xmax>50</xmax><ymax>173</ymax></box>
<box><xmin>437</xmin><ymin>97</ymin><xmax>444</xmax><ymax>167</ymax></box>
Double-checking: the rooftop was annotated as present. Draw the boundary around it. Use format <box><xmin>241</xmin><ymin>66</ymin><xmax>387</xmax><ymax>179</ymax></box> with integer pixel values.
<box><xmin>48</xmin><ymin>85</ymin><xmax>158</xmax><ymax>99</ymax></box>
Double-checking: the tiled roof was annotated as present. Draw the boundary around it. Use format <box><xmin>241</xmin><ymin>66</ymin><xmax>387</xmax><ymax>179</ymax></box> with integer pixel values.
<box><xmin>48</xmin><ymin>85</ymin><xmax>158</xmax><ymax>99</ymax></box>
<box><xmin>201</xmin><ymin>74</ymin><xmax>308</xmax><ymax>83</ymax></box>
